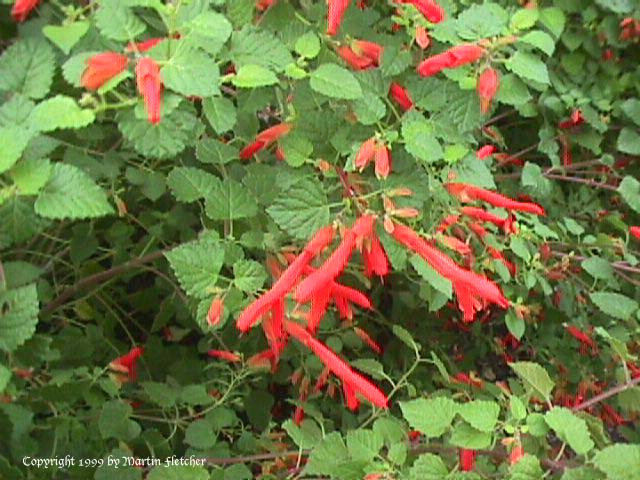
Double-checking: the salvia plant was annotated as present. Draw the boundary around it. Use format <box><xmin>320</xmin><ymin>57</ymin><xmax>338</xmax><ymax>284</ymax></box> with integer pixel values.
<box><xmin>1</xmin><ymin>0</ymin><xmax>640</xmax><ymax>479</ymax></box>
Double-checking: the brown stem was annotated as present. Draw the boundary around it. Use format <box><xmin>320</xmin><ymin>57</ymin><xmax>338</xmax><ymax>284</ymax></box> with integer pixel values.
<box><xmin>41</xmin><ymin>250</ymin><xmax>167</xmax><ymax>315</ymax></box>
<box><xmin>573</xmin><ymin>376</ymin><xmax>640</xmax><ymax>412</ymax></box>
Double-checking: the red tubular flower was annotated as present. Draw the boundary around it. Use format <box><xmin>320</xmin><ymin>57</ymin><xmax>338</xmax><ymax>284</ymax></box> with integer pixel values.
<box><xmin>476</xmin><ymin>145</ymin><xmax>497</xmax><ymax>160</ymax></box>
<box><xmin>207</xmin><ymin>297</ymin><xmax>224</xmax><ymax>327</ymax></box>
<box><xmin>459</xmin><ymin>449</ymin><xmax>476</xmax><ymax>471</ymax></box>
<box><xmin>374</xmin><ymin>144</ymin><xmax>391</xmax><ymax>179</ymax></box>
<box><xmin>439</xmin><ymin>235</ymin><xmax>471</xmax><ymax>256</ymax></box>
<box><xmin>460</xmin><ymin>206</ymin><xmax>508</xmax><ymax>231</ymax></box>
<box><xmin>240</xmin><ymin>140</ymin><xmax>266</xmax><ymax>160</ymax></box>
<box><xmin>354</xmin><ymin>327</ymin><xmax>382</xmax><ymax>354</ymax></box>
<box><xmin>510</xmin><ymin>443</ymin><xmax>524</xmax><ymax>465</ymax></box>
<box><xmin>207</xmin><ymin>350</ymin><xmax>242</xmax><ymax>363</ymax></box>
<box><xmin>337</xmin><ymin>45</ymin><xmax>375</xmax><ymax>70</ymax></box>
<box><xmin>12</xmin><ymin>0</ymin><xmax>39</xmax><ymax>22</ymax></box>
<box><xmin>125</xmin><ymin>38</ymin><xmax>165</xmax><ymax>53</ymax></box>
<box><xmin>446</xmin><ymin>183</ymin><xmax>545</xmax><ymax>216</ymax></box>
<box><xmin>558</xmin><ymin>109</ymin><xmax>584</xmax><ymax>129</ymax></box>
<box><xmin>477</xmin><ymin>67</ymin><xmax>499</xmax><ymax>114</ymax></box>
<box><xmin>415</xmin><ymin>26</ymin><xmax>431</xmax><ymax>50</ymax></box>
<box><xmin>488</xmin><ymin>247</ymin><xmax>516</xmax><ymax>276</ymax></box>
<box><xmin>256</xmin><ymin>0</ymin><xmax>278</xmax><ymax>11</ymax></box>
<box><xmin>352</xmin><ymin>40</ymin><xmax>383</xmax><ymax>65</ymax></box>
<box><xmin>81</xmin><ymin>53</ymin><xmax>129</xmax><ymax>91</ymax></box>
<box><xmin>135</xmin><ymin>58</ymin><xmax>162</xmax><ymax>124</ymax></box>
<box><xmin>109</xmin><ymin>346</ymin><xmax>144</xmax><ymax>382</ymax></box>
<box><xmin>436</xmin><ymin>214</ymin><xmax>460</xmax><ymax>233</ymax></box>
<box><xmin>356</xmin><ymin>137</ymin><xmax>377</xmax><ymax>170</ymax></box>
<box><xmin>417</xmin><ymin>44</ymin><xmax>484</xmax><ymax>77</ymax></box>
<box><xmin>396</xmin><ymin>0</ymin><xmax>444</xmax><ymax>23</ymax></box>
<box><xmin>241</xmin><ymin>123</ymin><xmax>292</xmax><ymax>159</ymax></box>
<box><xmin>392</xmin><ymin>223</ymin><xmax>509</xmax><ymax>321</ymax></box>
<box><xmin>284</xmin><ymin>320</ymin><xmax>389</xmax><ymax>409</ymax></box>
<box><xmin>630</xmin><ymin>226</ymin><xmax>640</xmax><ymax>240</ymax></box>
<box><xmin>452</xmin><ymin>372</ymin><xmax>484</xmax><ymax>388</ymax></box>
<box><xmin>327</xmin><ymin>0</ymin><xmax>350</xmax><ymax>36</ymax></box>
<box><xmin>566</xmin><ymin>325</ymin><xmax>598</xmax><ymax>355</ymax></box>
<box><xmin>389</xmin><ymin>82</ymin><xmax>414</xmax><ymax>111</ymax></box>
<box><xmin>363</xmin><ymin>234</ymin><xmax>389</xmax><ymax>278</ymax></box>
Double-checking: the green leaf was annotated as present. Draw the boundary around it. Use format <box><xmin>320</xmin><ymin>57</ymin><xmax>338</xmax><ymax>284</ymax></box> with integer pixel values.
<box><xmin>304</xmin><ymin>432</ymin><xmax>352</xmax><ymax>477</ymax></box>
<box><xmin>496</xmin><ymin>74</ymin><xmax>532</xmax><ymax>106</ymax></box>
<box><xmin>202</xmin><ymin>97</ymin><xmax>237</xmax><ymax>134</ymax></box>
<box><xmin>95</xmin><ymin>0</ymin><xmax>146</xmax><ymax>41</ymax></box>
<box><xmin>510</xmin><ymin>9</ymin><xmax>539</xmax><ymax>31</ymax></box>
<box><xmin>581</xmin><ymin>257</ymin><xmax>614</xmax><ymax>281</ymax></box>
<box><xmin>167</xmin><ymin>167</ymin><xmax>219</xmax><ymax>202</ymax></box>
<box><xmin>617</xmin><ymin>128</ymin><xmax>640</xmax><ymax>155</ymax></box>
<box><xmin>509</xmin><ymin>454</ymin><xmax>544</xmax><ymax>479</ymax></box>
<box><xmin>538</xmin><ymin>7</ymin><xmax>566</xmax><ymax>38</ymax></box>
<box><xmin>142</xmin><ymin>382</ymin><xmax>177</xmax><ymax>408</ymax></box>
<box><xmin>458</xmin><ymin>400</ymin><xmax>500</xmax><ymax>432</ymax></box>
<box><xmin>410</xmin><ymin>255</ymin><xmax>452</xmax><ymax>298</ymax></box>
<box><xmin>98</xmin><ymin>400</ymin><xmax>141</xmax><ymax>441</ymax></box>
<box><xmin>42</xmin><ymin>22</ymin><xmax>90</xmax><ymax>54</ymax></box>
<box><xmin>0</xmin><ymin>364</ymin><xmax>10</xmax><ymax>394</ymax></box>
<box><xmin>346</xmin><ymin>429</ymin><xmax>383</xmax><ymax>462</ymax></box>
<box><xmin>450</xmin><ymin>422</ymin><xmax>493</xmax><ymax>449</ymax></box>
<box><xmin>510</xmin><ymin>237</ymin><xmax>531</xmax><ymax>262</ymax></box>
<box><xmin>506</xmin><ymin>51</ymin><xmax>550</xmax><ymax>85</ymax></box>
<box><xmin>621</xmin><ymin>99</ymin><xmax>640</xmax><ymax>127</ymax></box>
<box><xmin>399</xmin><ymin>397</ymin><xmax>458</xmax><ymax>438</ymax></box>
<box><xmin>590</xmin><ymin>292</ymin><xmax>638</xmax><ymax>320</ymax></box>
<box><xmin>0</xmin><ymin>198</ymin><xmax>45</xmax><ymax>249</ymax></box>
<box><xmin>232</xmin><ymin>64</ymin><xmax>279</xmax><ymax>88</ymax></box>
<box><xmin>456</xmin><ymin>3</ymin><xmax>509</xmax><ymax>40</ymax></box>
<box><xmin>545</xmin><ymin>407</ymin><xmax>594</xmax><ymax>455</ymax></box>
<box><xmin>147</xmin><ymin>465</ymin><xmax>209</xmax><ymax>480</ymax></box>
<box><xmin>29</xmin><ymin>96</ymin><xmax>95</xmax><ymax>132</ymax></box>
<box><xmin>353</xmin><ymin>91</ymin><xmax>386</xmax><ymax>126</ymax></box>
<box><xmin>10</xmin><ymin>157</ymin><xmax>52</xmax><ymax>195</ymax></box>
<box><xmin>184</xmin><ymin>420</ymin><xmax>217</xmax><ymax>449</ymax></box>
<box><xmin>280</xmin><ymin>133</ymin><xmax>313</xmax><ymax>167</ymax></box>
<box><xmin>295</xmin><ymin>32</ymin><xmax>321</xmax><ymax>59</ymax></box>
<box><xmin>0</xmin><ymin>38</ymin><xmax>56</xmax><ymax>99</ymax></box>
<box><xmin>0</xmin><ymin>284</ymin><xmax>39</xmax><ymax>353</ymax></box>
<box><xmin>0</xmin><ymin>126</ymin><xmax>33</xmax><ymax>174</ymax></box>
<box><xmin>593</xmin><ymin>444</ymin><xmax>640</xmax><ymax>480</ymax></box>
<box><xmin>233</xmin><ymin>260</ymin><xmax>266</xmax><ymax>293</ymax></box>
<box><xmin>618</xmin><ymin>176</ymin><xmax>640</xmax><ymax>213</ymax></box>
<box><xmin>519</xmin><ymin>31</ymin><xmax>556</xmax><ymax>56</ymax></box>
<box><xmin>593</xmin><ymin>0</ymin><xmax>634</xmax><ymax>14</ymax></box>
<box><xmin>522</xmin><ymin>162</ymin><xmax>552</xmax><ymax>196</ymax></box>
<box><xmin>402</xmin><ymin>120</ymin><xmax>443</xmax><ymax>164</ymax></box>
<box><xmin>162</xmin><ymin>46</ymin><xmax>220</xmax><ymax>97</ymax></box>
<box><xmin>196</xmin><ymin>138</ymin><xmax>238</xmax><ymax>165</ymax></box>
<box><xmin>165</xmin><ymin>237</ymin><xmax>224</xmax><ymax>299</ymax></box>
<box><xmin>230</xmin><ymin>27</ymin><xmax>294</xmax><ymax>73</ymax></box>
<box><xmin>267</xmin><ymin>177</ymin><xmax>330</xmax><ymax>240</ymax></box>
<box><xmin>408</xmin><ymin>453</ymin><xmax>449</xmax><ymax>480</ymax></box>
<box><xmin>380</xmin><ymin>46</ymin><xmax>412</xmax><ymax>77</ymax></box>
<box><xmin>392</xmin><ymin>325</ymin><xmax>420</xmax><ymax>351</ymax></box>
<box><xmin>183</xmin><ymin>11</ymin><xmax>233</xmax><ymax>56</ymax></box>
<box><xmin>510</xmin><ymin>362</ymin><xmax>555</xmax><ymax>403</ymax></box>
<box><xmin>204</xmin><ymin>178</ymin><xmax>258</xmax><ymax>220</ymax></box>
<box><xmin>506</xmin><ymin>310</ymin><xmax>525</xmax><ymax>340</ymax></box>
<box><xmin>34</xmin><ymin>163</ymin><xmax>113</xmax><ymax>220</ymax></box>
<box><xmin>283</xmin><ymin>419</ymin><xmax>323</xmax><ymax>449</ymax></box>
<box><xmin>310</xmin><ymin>64</ymin><xmax>363</xmax><ymax>100</ymax></box>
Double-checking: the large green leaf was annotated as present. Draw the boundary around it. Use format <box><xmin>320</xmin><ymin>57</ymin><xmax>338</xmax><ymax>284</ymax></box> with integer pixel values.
<box><xmin>593</xmin><ymin>444</ymin><xmax>640</xmax><ymax>480</ymax></box>
<box><xmin>204</xmin><ymin>178</ymin><xmax>258</xmax><ymax>220</ymax></box>
<box><xmin>399</xmin><ymin>397</ymin><xmax>458</xmax><ymax>438</ymax></box>
<box><xmin>310</xmin><ymin>64</ymin><xmax>363</xmax><ymax>100</ymax></box>
<box><xmin>29</xmin><ymin>96</ymin><xmax>95</xmax><ymax>132</ymax></box>
<box><xmin>0</xmin><ymin>126</ymin><xmax>34</xmax><ymax>174</ymax></box>
<box><xmin>0</xmin><ymin>284</ymin><xmax>39</xmax><ymax>353</ymax></box>
<box><xmin>165</xmin><ymin>237</ymin><xmax>225</xmax><ymax>299</ymax></box>
<box><xmin>545</xmin><ymin>407</ymin><xmax>594</xmax><ymax>456</ymax></box>
<box><xmin>0</xmin><ymin>38</ymin><xmax>56</xmax><ymax>99</ymax></box>
<box><xmin>162</xmin><ymin>45</ymin><xmax>220</xmax><ymax>97</ymax></box>
<box><xmin>590</xmin><ymin>292</ymin><xmax>639</xmax><ymax>320</ymax></box>
<box><xmin>95</xmin><ymin>0</ymin><xmax>146</xmax><ymax>41</ymax></box>
<box><xmin>510</xmin><ymin>362</ymin><xmax>555</xmax><ymax>403</ymax></box>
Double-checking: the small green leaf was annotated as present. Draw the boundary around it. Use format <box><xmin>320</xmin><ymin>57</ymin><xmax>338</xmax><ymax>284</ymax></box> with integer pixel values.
<box><xmin>618</xmin><ymin>176</ymin><xmax>640</xmax><ymax>213</ymax></box>
<box><xmin>399</xmin><ymin>397</ymin><xmax>458</xmax><ymax>438</ymax></box>
<box><xmin>617</xmin><ymin>128</ymin><xmax>640</xmax><ymax>155</ymax></box>
<box><xmin>98</xmin><ymin>400</ymin><xmax>141</xmax><ymax>441</ymax></box>
<box><xmin>310</xmin><ymin>64</ymin><xmax>363</xmax><ymax>100</ymax></box>
<box><xmin>95</xmin><ymin>0</ymin><xmax>146</xmax><ymax>41</ymax></box>
<box><xmin>167</xmin><ymin>167</ymin><xmax>219</xmax><ymax>203</ymax></box>
<box><xmin>519</xmin><ymin>31</ymin><xmax>556</xmax><ymax>56</ymax></box>
<box><xmin>205</xmin><ymin>178</ymin><xmax>258</xmax><ymax>220</ymax></box>
<box><xmin>450</xmin><ymin>422</ymin><xmax>493</xmax><ymax>449</ymax></box>
<box><xmin>165</xmin><ymin>237</ymin><xmax>225</xmax><ymax>299</ymax></box>
<box><xmin>410</xmin><ymin>255</ymin><xmax>452</xmax><ymax>298</ymax></box>
<box><xmin>233</xmin><ymin>260</ymin><xmax>267</xmax><ymax>292</ymax></box>
<box><xmin>29</xmin><ymin>96</ymin><xmax>95</xmax><ymax>132</ymax></box>
<box><xmin>295</xmin><ymin>32</ymin><xmax>321</xmax><ymax>59</ymax></box>
<box><xmin>232</xmin><ymin>64</ymin><xmax>279</xmax><ymax>88</ymax></box>
<box><xmin>510</xmin><ymin>361</ymin><xmax>555</xmax><ymax>403</ymax></box>
<box><xmin>545</xmin><ymin>407</ymin><xmax>594</xmax><ymax>455</ymax></box>
<box><xmin>506</xmin><ymin>51</ymin><xmax>550</xmax><ymax>85</ymax></box>
<box><xmin>0</xmin><ymin>284</ymin><xmax>39</xmax><ymax>353</ymax></box>
<box><xmin>408</xmin><ymin>453</ymin><xmax>449</xmax><ymax>480</ymax></box>
<box><xmin>202</xmin><ymin>97</ymin><xmax>236</xmax><ymax>134</ymax></box>
<box><xmin>0</xmin><ymin>38</ymin><xmax>56</xmax><ymax>99</ymax></box>
<box><xmin>162</xmin><ymin>46</ymin><xmax>220</xmax><ymax>97</ymax></box>
<box><xmin>458</xmin><ymin>400</ymin><xmax>500</xmax><ymax>432</ymax></box>
<box><xmin>581</xmin><ymin>257</ymin><xmax>614</xmax><ymax>281</ymax></box>
<box><xmin>42</xmin><ymin>22</ymin><xmax>90</xmax><ymax>54</ymax></box>
<box><xmin>184</xmin><ymin>420</ymin><xmax>217</xmax><ymax>449</ymax></box>
<box><xmin>510</xmin><ymin>454</ymin><xmax>544</xmax><ymax>479</ymax></box>
<box><xmin>0</xmin><ymin>126</ymin><xmax>33</xmax><ymax>174</ymax></box>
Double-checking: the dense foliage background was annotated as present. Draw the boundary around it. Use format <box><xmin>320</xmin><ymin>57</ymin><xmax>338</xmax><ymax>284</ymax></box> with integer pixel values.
<box><xmin>1</xmin><ymin>0</ymin><xmax>640</xmax><ymax>478</ymax></box>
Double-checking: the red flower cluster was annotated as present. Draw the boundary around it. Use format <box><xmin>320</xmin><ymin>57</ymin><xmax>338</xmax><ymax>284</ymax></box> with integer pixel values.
<box><xmin>240</xmin><ymin>123</ymin><xmax>292</xmax><ymax>160</ymax></box>
<box><xmin>337</xmin><ymin>40</ymin><xmax>383</xmax><ymax>70</ymax></box>
<box><xmin>355</xmin><ymin>138</ymin><xmax>392</xmax><ymax>179</ymax></box>
<box><xmin>417</xmin><ymin>44</ymin><xmax>485</xmax><ymax>77</ymax></box>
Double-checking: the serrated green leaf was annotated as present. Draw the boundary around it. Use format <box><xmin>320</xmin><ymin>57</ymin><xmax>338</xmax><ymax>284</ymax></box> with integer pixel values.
<box><xmin>353</xmin><ymin>91</ymin><xmax>386</xmax><ymax>126</ymax></box>
<box><xmin>230</xmin><ymin>27</ymin><xmax>294</xmax><ymax>73</ymax></box>
<box><xmin>10</xmin><ymin>157</ymin><xmax>52</xmax><ymax>195</ymax></box>
<box><xmin>204</xmin><ymin>178</ymin><xmax>258</xmax><ymax>220</ymax></box>
<box><xmin>295</xmin><ymin>32</ymin><xmax>320</xmax><ymax>59</ymax></box>
<box><xmin>581</xmin><ymin>257</ymin><xmax>614</xmax><ymax>281</ymax></box>
<box><xmin>410</xmin><ymin>255</ymin><xmax>452</xmax><ymax>298</ymax></box>
<box><xmin>506</xmin><ymin>51</ymin><xmax>550</xmax><ymax>85</ymax></box>
<box><xmin>99</xmin><ymin>400</ymin><xmax>141</xmax><ymax>441</ymax></box>
<box><xmin>196</xmin><ymin>138</ymin><xmax>238</xmax><ymax>164</ymax></box>
<box><xmin>509</xmin><ymin>454</ymin><xmax>544</xmax><ymax>479</ymax></box>
<box><xmin>617</xmin><ymin>128</ymin><xmax>640</xmax><ymax>155</ymax></box>
<box><xmin>380</xmin><ymin>46</ymin><xmax>411</xmax><ymax>77</ymax></box>
<box><xmin>402</xmin><ymin>120</ymin><xmax>443</xmax><ymax>163</ymax></box>
<box><xmin>280</xmin><ymin>133</ymin><xmax>313</xmax><ymax>167</ymax></box>
<box><xmin>266</xmin><ymin>177</ymin><xmax>330</xmax><ymax>240</ymax></box>
<box><xmin>593</xmin><ymin>444</ymin><xmax>640</xmax><ymax>480</ymax></box>
<box><xmin>232</xmin><ymin>64</ymin><xmax>279</xmax><ymax>88</ymax></box>
<box><xmin>618</xmin><ymin>176</ymin><xmax>640</xmax><ymax>213</ymax></box>
<box><xmin>165</xmin><ymin>237</ymin><xmax>224</xmax><ymax>299</ymax></box>
<box><xmin>233</xmin><ymin>260</ymin><xmax>266</xmax><ymax>292</ymax></box>
<box><xmin>457</xmin><ymin>3</ymin><xmax>508</xmax><ymax>40</ymax></box>
<box><xmin>310</xmin><ymin>64</ymin><xmax>363</xmax><ymax>100</ymax></box>
<box><xmin>590</xmin><ymin>292</ymin><xmax>638</xmax><ymax>320</ymax></box>
<box><xmin>408</xmin><ymin>453</ymin><xmax>449</xmax><ymax>480</ymax></box>
<box><xmin>0</xmin><ymin>38</ymin><xmax>56</xmax><ymax>99</ymax></box>
<box><xmin>202</xmin><ymin>97</ymin><xmax>237</xmax><ymax>134</ymax></box>
<box><xmin>496</xmin><ymin>74</ymin><xmax>532</xmax><ymax>106</ymax></box>
<box><xmin>162</xmin><ymin>46</ymin><xmax>220</xmax><ymax>97</ymax></box>
<box><xmin>510</xmin><ymin>361</ymin><xmax>555</xmax><ymax>403</ymax></box>
<box><xmin>29</xmin><ymin>96</ymin><xmax>95</xmax><ymax>132</ymax></box>
<box><xmin>95</xmin><ymin>0</ymin><xmax>146</xmax><ymax>41</ymax></box>
<box><xmin>183</xmin><ymin>11</ymin><xmax>232</xmax><ymax>56</ymax></box>
<box><xmin>34</xmin><ymin>163</ymin><xmax>113</xmax><ymax>220</ymax></box>
<box><xmin>538</xmin><ymin>7</ymin><xmax>566</xmax><ymax>39</ymax></box>
<box><xmin>545</xmin><ymin>407</ymin><xmax>594</xmax><ymax>455</ymax></box>
<box><xmin>458</xmin><ymin>400</ymin><xmax>500</xmax><ymax>432</ymax></box>
<box><xmin>142</xmin><ymin>382</ymin><xmax>177</xmax><ymax>408</ymax></box>
<box><xmin>283</xmin><ymin>419</ymin><xmax>323</xmax><ymax>449</ymax></box>
<box><xmin>0</xmin><ymin>126</ymin><xmax>33</xmax><ymax>174</ymax></box>
<box><xmin>0</xmin><ymin>284</ymin><xmax>39</xmax><ymax>353</ymax></box>
<box><xmin>450</xmin><ymin>421</ymin><xmax>493</xmax><ymax>449</ymax></box>
<box><xmin>166</xmin><ymin>167</ymin><xmax>219</xmax><ymax>202</ymax></box>
<box><xmin>0</xmin><ymin>198</ymin><xmax>45</xmax><ymax>249</ymax></box>
<box><xmin>400</xmin><ymin>397</ymin><xmax>458</xmax><ymax>438</ymax></box>
<box><xmin>519</xmin><ymin>30</ymin><xmax>556</xmax><ymax>56</ymax></box>
<box><xmin>346</xmin><ymin>429</ymin><xmax>383</xmax><ymax>462</ymax></box>
<box><xmin>510</xmin><ymin>9</ymin><xmax>539</xmax><ymax>31</ymax></box>
<box><xmin>42</xmin><ymin>22</ymin><xmax>89</xmax><ymax>54</ymax></box>
<box><xmin>184</xmin><ymin>420</ymin><xmax>216</xmax><ymax>449</ymax></box>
